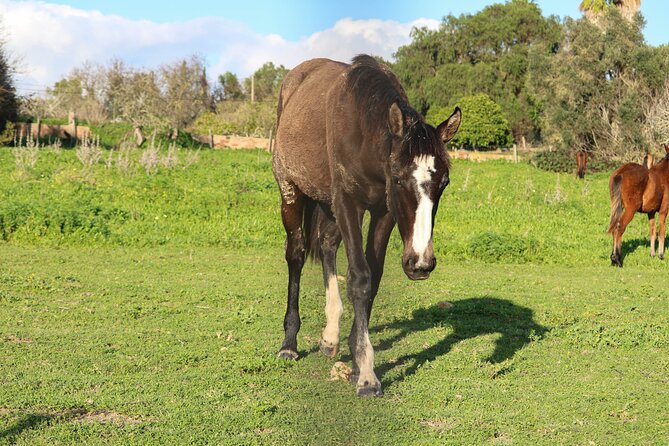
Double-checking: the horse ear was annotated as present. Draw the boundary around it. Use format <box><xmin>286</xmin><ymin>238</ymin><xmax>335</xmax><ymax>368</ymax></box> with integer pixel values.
<box><xmin>388</xmin><ymin>102</ymin><xmax>404</xmax><ymax>139</ymax></box>
<box><xmin>436</xmin><ymin>107</ymin><xmax>461</xmax><ymax>144</ymax></box>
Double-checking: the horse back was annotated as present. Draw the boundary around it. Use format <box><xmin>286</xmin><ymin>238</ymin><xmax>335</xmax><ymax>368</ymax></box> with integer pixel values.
<box><xmin>274</xmin><ymin>59</ymin><xmax>348</xmax><ymax>203</ymax></box>
<box><xmin>611</xmin><ymin>162</ymin><xmax>662</xmax><ymax>213</ymax></box>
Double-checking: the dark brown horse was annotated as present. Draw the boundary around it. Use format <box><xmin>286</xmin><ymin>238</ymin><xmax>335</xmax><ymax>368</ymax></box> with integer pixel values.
<box><xmin>608</xmin><ymin>144</ymin><xmax>669</xmax><ymax>266</ymax></box>
<box><xmin>576</xmin><ymin>150</ymin><xmax>587</xmax><ymax>179</ymax></box>
<box><xmin>272</xmin><ymin>55</ymin><xmax>461</xmax><ymax>396</ymax></box>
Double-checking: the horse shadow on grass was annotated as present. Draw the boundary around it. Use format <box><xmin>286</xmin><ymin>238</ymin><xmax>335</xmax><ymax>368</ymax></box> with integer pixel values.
<box><xmin>370</xmin><ymin>296</ymin><xmax>548</xmax><ymax>386</ymax></box>
<box><xmin>618</xmin><ymin>238</ymin><xmax>651</xmax><ymax>265</ymax></box>
<box><xmin>0</xmin><ymin>409</ymin><xmax>87</xmax><ymax>443</ymax></box>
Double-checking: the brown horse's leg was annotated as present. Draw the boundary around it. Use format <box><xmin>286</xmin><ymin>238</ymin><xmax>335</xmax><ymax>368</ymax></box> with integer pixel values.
<box><xmin>612</xmin><ymin>208</ymin><xmax>636</xmax><ymax>267</ymax></box>
<box><xmin>658</xmin><ymin>209</ymin><xmax>668</xmax><ymax>260</ymax></box>
<box><xmin>334</xmin><ymin>192</ymin><xmax>382</xmax><ymax>397</ymax></box>
<box><xmin>364</xmin><ymin>210</ymin><xmax>396</xmax><ymax>322</ymax></box>
<box><xmin>649</xmin><ymin>213</ymin><xmax>657</xmax><ymax>257</ymax></box>
<box><xmin>278</xmin><ymin>187</ymin><xmax>306</xmax><ymax>360</ymax></box>
<box><xmin>318</xmin><ymin>213</ymin><xmax>343</xmax><ymax>358</ymax></box>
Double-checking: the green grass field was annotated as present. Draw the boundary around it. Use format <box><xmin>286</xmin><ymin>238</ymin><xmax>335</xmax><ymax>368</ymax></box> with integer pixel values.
<box><xmin>1</xmin><ymin>147</ymin><xmax>668</xmax><ymax>444</ymax></box>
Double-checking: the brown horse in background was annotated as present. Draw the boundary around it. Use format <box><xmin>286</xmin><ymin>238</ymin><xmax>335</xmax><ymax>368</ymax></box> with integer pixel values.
<box><xmin>576</xmin><ymin>150</ymin><xmax>587</xmax><ymax>179</ymax></box>
<box><xmin>608</xmin><ymin>144</ymin><xmax>669</xmax><ymax>266</ymax></box>
<box><xmin>643</xmin><ymin>153</ymin><xmax>655</xmax><ymax>169</ymax></box>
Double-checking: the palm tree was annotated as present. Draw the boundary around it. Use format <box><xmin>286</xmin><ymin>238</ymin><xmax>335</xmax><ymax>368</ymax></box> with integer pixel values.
<box><xmin>580</xmin><ymin>0</ymin><xmax>641</xmax><ymax>21</ymax></box>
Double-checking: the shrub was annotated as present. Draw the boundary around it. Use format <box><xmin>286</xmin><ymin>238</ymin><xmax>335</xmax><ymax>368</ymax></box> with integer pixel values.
<box><xmin>531</xmin><ymin>150</ymin><xmax>617</xmax><ymax>174</ymax></box>
<box><xmin>191</xmin><ymin>101</ymin><xmax>276</xmax><ymax>137</ymax></box>
<box><xmin>467</xmin><ymin>231</ymin><xmax>540</xmax><ymax>263</ymax></box>
<box><xmin>427</xmin><ymin>94</ymin><xmax>513</xmax><ymax>150</ymax></box>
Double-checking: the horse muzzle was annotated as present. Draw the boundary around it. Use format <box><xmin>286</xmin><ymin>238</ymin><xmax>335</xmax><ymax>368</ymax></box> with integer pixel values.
<box><xmin>402</xmin><ymin>252</ymin><xmax>436</xmax><ymax>280</ymax></box>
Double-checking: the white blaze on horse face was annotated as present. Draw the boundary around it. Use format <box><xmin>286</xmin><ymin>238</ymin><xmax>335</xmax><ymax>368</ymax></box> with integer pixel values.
<box><xmin>411</xmin><ymin>155</ymin><xmax>435</xmax><ymax>267</ymax></box>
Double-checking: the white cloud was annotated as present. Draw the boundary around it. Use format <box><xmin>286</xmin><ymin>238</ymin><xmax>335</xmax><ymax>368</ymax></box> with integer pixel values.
<box><xmin>0</xmin><ymin>0</ymin><xmax>439</xmax><ymax>92</ymax></box>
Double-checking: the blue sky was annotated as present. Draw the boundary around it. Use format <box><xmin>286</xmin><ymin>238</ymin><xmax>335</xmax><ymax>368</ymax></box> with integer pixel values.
<box><xmin>1</xmin><ymin>0</ymin><xmax>666</xmax><ymax>90</ymax></box>
<box><xmin>43</xmin><ymin>0</ymin><xmax>665</xmax><ymax>44</ymax></box>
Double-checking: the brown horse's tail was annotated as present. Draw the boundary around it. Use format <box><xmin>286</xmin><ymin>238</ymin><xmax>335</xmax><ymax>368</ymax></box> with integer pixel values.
<box><xmin>303</xmin><ymin>199</ymin><xmax>324</xmax><ymax>263</ymax></box>
<box><xmin>607</xmin><ymin>175</ymin><xmax>623</xmax><ymax>234</ymax></box>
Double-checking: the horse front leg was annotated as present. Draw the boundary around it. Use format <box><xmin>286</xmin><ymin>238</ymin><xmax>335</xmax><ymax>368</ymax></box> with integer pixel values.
<box><xmin>334</xmin><ymin>193</ymin><xmax>382</xmax><ymax>397</ymax></box>
<box><xmin>658</xmin><ymin>208</ymin><xmax>668</xmax><ymax>260</ymax></box>
<box><xmin>278</xmin><ymin>190</ymin><xmax>306</xmax><ymax>360</ymax></box>
<box><xmin>365</xmin><ymin>210</ymin><xmax>396</xmax><ymax>321</ymax></box>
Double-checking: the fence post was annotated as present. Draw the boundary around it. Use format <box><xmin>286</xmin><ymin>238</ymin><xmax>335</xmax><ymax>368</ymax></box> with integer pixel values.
<box><xmin>513</xmin><ymin>144</ymin><xmax>518</xmax><ymax>163</ymax></box>
<box><xmin>68</xmin><ymin>111</ymin><xmax>76</xmax><ymax>142</ymax></box>
<box><xmin>209</xmin><ymin>128</ymin><xmax>214</xmax><ymax>148</ymax></box>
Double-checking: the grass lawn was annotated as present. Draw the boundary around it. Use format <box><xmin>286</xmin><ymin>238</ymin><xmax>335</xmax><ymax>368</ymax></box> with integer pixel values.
<box><xmin>1</xmin><ymin>147</ymin><xmax>668</xmax><ymax>444</ymax></box>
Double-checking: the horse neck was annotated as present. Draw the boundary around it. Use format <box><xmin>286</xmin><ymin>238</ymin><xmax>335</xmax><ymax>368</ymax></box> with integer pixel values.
<box><xmin>653</xmin><ymin>157</ymin><xmax>669</xmax><ymax>178</ymax></box>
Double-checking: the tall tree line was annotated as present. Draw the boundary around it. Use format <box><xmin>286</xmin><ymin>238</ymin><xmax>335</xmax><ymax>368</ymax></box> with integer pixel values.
<box><xmin>393</xmin><ymin>0</ymin><xmax>669</xmax><ymax>159</ymax></box>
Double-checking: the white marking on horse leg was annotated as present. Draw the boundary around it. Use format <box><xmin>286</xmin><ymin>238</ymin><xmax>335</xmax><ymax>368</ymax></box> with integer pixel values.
<box><xmin>279</xmin><ymin>180</ymin><xmax>297</xmax><ymax>205</ymax></box>
<box><xmin>321</xmin><ymin>274</ymin><xmax>342</xmax><ymax>351</ymax></box>
<box><xmin>356</xmin><ymin>331</ymin><xmax>380</xmax><ymax>390</ymax></box>
<box><xmin>411</xmin><ymin>156</ymin><xmax>435</xmax><ymax>267</ymax></box>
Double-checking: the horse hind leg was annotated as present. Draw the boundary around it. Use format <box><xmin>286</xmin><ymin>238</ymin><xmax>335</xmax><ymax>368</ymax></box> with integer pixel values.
<box><xmin>277</xmin><ymin>183</ymin><xmax>306</xmax><ymax>360</ymax></box>
<box><xmin>317</xmin><ymin>212</ymin><xmax>343</xmax><ymax>358</ymax></box>
<box><xmin>658</xmin><ymin>209</ymin><xmax>668</xmax><ymax>260</ymax></box>
<box><xmin>649</xmin><ymin>213</ymin><xmax>657</xmax><ymax>257</ymax></box>
<box><xmin>611</xmin><ymin>208</ymin><xmax>636</xmax><ymax>267</ymax></box>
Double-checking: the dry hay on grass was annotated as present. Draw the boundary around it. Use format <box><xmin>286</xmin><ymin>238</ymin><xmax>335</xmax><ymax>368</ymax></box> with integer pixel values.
<box><xmin>5</xmin><ymin>335</ymin><xmax>32</xmax><ymax>343</ymax></box>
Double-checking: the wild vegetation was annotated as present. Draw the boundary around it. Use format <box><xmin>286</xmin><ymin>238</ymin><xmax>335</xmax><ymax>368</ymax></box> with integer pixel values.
<box><xmin>6</xmin><ymin>1</ymin><xmax>667</xmax><ymax>166</ymax></box>
<box><xmin>1</xmin><ymin>1</ymin><xmax>668</xmax><ymax>442</ymax></box>
<box><xmin>1</xmin><ymin>148</ymin><xmax>668</xmax><ymax>444</ymax></box>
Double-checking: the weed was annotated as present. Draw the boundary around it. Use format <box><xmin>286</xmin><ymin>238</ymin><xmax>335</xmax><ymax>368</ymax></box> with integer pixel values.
<box><xmin>76</xmin><ymin>135</ymin><xmax>103</xmax><ymax>169</ymax></box>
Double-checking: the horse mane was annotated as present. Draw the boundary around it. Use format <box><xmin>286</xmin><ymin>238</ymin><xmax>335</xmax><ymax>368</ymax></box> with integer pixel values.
<box><xmin>346</xmin><ymin>55</ymin><xmax>445</xmax><ymax>162</ymax></box>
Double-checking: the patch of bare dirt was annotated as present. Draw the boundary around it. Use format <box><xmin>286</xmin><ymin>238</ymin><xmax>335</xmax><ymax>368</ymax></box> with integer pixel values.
<box><xmin>5</xmin><ymin>335</ymin><xmax>32</xmax><ymax>343</ymax></box>
<box><xmin>75</xmin><ymin>410</ymin><xmax>145</xmax><ymax>425</ymax></box>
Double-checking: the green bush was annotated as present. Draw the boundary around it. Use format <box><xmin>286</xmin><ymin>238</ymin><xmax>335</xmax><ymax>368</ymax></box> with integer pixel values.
<box><xmin>531</xmin><ymin>150</ymin><xmax>617</xmax><ymax>174</ymax></box>
<box><xmin>467</xmin><ymin>231</ymin><xmax>540</xmax><ymax>263</ymax></box>
<box><xmin>89</xmin><ymin>123</ymin><xmax>201</xmax><ymax>149</ymax></box>
<box><xmin>89</xmin><ymin>122</ymin><xmax>134</xmax><ymax>148</ymax></box>
<box><xmin>191</xmin><ymin>101</ymin><xmax>276</xmax><ymax>137</ymax></box>
<box><xmin>427</xmin><ymin>94</ymin><xmax>513</xmax><ymax>150</ymax></box>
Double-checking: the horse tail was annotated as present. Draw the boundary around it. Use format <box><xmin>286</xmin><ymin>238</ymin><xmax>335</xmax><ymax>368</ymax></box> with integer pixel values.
<box><xmin>607</xmin><ymin>174</ymin><xmax>623</xmax><ymax>234</ymax></box>
<box><xmin>302</xmin><ymin>199</ymin><xmax>323</xmax><ymax>263</ymax></box>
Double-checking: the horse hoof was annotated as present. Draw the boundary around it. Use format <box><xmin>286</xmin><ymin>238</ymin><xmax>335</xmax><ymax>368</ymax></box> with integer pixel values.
<box><xmin>319</xmin><ymin>340</ymin><xmax>339</xmax><ymax>358</ymax></box>
<box><xmin>660</xmin><ymin>254</ymin><xmax>665</xmax><ymax>260</ymax></box>
<box><xmin>356</xmin><ymin>384</ymin><xmax>384</xmax><ymax>397</ymax></box>
<box><xmin>277</xmin><ymin>349</ymin><xmax>299</xmax><ymax>360</ymax></box>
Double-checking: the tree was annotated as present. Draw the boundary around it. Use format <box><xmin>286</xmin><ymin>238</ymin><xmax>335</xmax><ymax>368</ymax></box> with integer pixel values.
<box><xmin>47</xmin><ymin>62</ymin><xmax>108</xmax><ymax>124</ymax></box>
<box><xmin>159</xmin><ymin>55</ymin><xmax>211</xmax><ymax>132</ymax></box>
<box><xmin>580</xmin><ymin>0</ymin><xmax>641</xmax><ymax>21</ymax></box>
<box><xmin>530</xmin><ymin>10</ymin><xmax>669</xmax><ymax>161</ymax></box>
<box><xmin>0</xmin><ymin>26</ymin><xmax>18</xmax><ymax>131</ymax></box>
<box><xmin>244</xmin><ymin>62</ymin><xmax>288</xmax><ymax>102</ymax></box>
<box><xmin>213</xmin><ymin>71</ymin><xmax>245</xmax><ymax>103</ymax></box>
<box><xmin>428</xmin><ymin>94</ymin><xmax>512</xmax><ymax>149</ymax></box>
<box><xmin>393</xmin><ymin>0</ymin><xmax>561</xmax><ymax>143</ymax></box>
